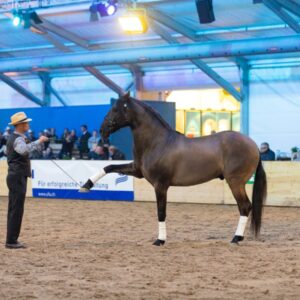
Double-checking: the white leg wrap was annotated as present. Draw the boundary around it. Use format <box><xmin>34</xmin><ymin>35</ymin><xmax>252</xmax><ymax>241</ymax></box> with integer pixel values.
<box><xmin>90</xmin><ymin>168</ymin><xmax>106</xmax><ymax>184</ymax></box>
<box><xmin>158</xmin><ymin>222</ymin><xmax>166</xmax><ymax>241</ymax></box>
<box><xmin>235</xmin><ymin>216</ymin><xmax>248</xmax><ymax>236</ymax></box>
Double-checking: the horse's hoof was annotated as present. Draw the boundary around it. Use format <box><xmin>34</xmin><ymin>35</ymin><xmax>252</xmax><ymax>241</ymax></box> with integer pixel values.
<box><xmin>231</xmin><ymin>235</ymin><xmax>244</xmax><ymax>244</ymax></box>
<box><xmin>78</xmin><ymin>179</ymin><xmax>94</xmax><ymax>193</ymax></box>
<box><xmin>153</xmin><ymin>239</ymin><xmax>165</xmax><ymax>246</ymax></box>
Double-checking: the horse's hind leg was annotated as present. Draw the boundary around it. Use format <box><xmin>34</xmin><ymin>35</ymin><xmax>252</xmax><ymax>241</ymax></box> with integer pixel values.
<box><xmin>228</xmin><ymin>182</ymin><xmax>252</xmax><ymax>244</ymax></box>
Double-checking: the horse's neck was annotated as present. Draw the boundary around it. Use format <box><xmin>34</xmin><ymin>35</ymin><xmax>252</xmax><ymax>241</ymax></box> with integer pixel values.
<box><xmin>131</xmin><ymin>113</ymin><xmax>170</xmax><ymax>155</ymax></box>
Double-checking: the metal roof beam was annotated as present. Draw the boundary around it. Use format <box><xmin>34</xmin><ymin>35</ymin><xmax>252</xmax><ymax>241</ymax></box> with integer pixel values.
<box><xmin>32</xmin><ymin>22</ymin><xmax>124</xmax><ymax>95</ymax></box>
<box><xmin>191</xmin><ymin>59</ymin><xmax>241</xmax><ymax>102</ymax></box>
<box><xmin>0</xmin><ymin>73</ymin><xmax>44</xmax><ymax>106</ymax></box>
<box><xmin>146</xmin><ymin>8</ymin><xmax>199</xmax><ymax>41</ymax></box>
<box><xmin>0</xmin><ymin>35</ymin><xmax>299</xmax><ymax>72</ymax></box>
<box><xmin>39</xmin><ymin>17</ymin><xmax>90</xmax><ymax>49</ymax></box>
<box><xmin>48</xmin><ymin>84</ymin><xmax>67</xmax><ymax>106</ymax></box>
<box><xmin>84</xmin><ymin>66</ymin><xmax>125</xmax><ymax>96</ymax></box>
<box><xmin>275</xmin><ymin>0</ymin><xmax>300</xmax><ymax>18</ymax></box>
<box><xmin>150</xmin><ymin>20</ymin><xmax>241</xmax><ymax>101</ymax></box>
<box><xmin>263</xmin><ymin>0</ymin><xmax>300</xmax><ymax>33</ymax></box>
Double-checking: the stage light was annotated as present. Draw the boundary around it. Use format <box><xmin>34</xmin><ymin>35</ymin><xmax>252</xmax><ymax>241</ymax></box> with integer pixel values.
<box><xmin>12</xmin><ymin>11</ymin><xmax>22</xmax><ymax>27</ymax></box>
<box><xmin>97</xmin><ymin>0</ymin><xmax>117</xmax><ymax>17</ymax></box>
<box><xmin>89</xmin><ymin>4</ymin><xmax>99</xmax><ymax>22</ymax></box>
<box><xmin>118</xmin><ymin>9</ymin><xmax>148</xmax><ymax>34</ymax></box>
<box><xmin>11</xmin><ymin>10</ymin><xmax>42</xmax><ymax>28</ymax></box>
<box><xmin>195</xmin><ymin>0</ymin><xmax>215</xmax><ymax>24</ymax></box>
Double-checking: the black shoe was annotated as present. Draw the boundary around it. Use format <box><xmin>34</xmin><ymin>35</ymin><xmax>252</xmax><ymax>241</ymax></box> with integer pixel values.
<box><xmin>79</xmin><ymin>179</ymin><xmax>94</xmax><ymax>193</ymax></box>
<box><xmin>5</xmin><ymin>242</ymin><xmax>26</xmax><ymax>249</ymax></box>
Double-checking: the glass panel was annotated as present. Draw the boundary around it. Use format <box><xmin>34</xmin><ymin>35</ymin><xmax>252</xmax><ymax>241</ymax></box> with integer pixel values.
<box><xmin>175</xmin><ymin>110</ymin><xmax>185</xmax><ymax>134</ymax></box>
<box><xmin>185</xmin><ymin>111</ymin><xmax>201</xmax><ymax>138</ymax></box>
<box><xmin>202</xmin><ymin>112</ymin><xmax>217</xmax><ymax>136</ymax></box>
<box><xmin>232</xmin><ymin>112</ymin><xmax>241</xmax><ymax>132</ymax></box>
<box><xmin>216</xmin><ymin>112</ymin><xmax>231</xmax><ymax>132</ymax></box>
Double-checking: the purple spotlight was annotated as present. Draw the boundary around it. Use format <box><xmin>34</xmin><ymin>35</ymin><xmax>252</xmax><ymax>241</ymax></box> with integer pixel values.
<box><xmin>97</xmin><ymin>1</ymin><xmax>117</xmax><ymax>17</ymax></box>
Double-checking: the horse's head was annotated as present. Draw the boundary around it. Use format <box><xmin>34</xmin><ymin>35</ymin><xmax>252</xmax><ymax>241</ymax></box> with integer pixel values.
<box><xmin>100</xmin><ymin>92</ymin><xmax>132</xmax><ymax>139</ymax></box>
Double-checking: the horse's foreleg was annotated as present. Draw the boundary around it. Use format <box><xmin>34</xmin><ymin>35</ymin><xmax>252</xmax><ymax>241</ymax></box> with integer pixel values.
<box><xmin>79</xmin><ymin>163</ymin><xmax>141</xmax><ymax>192</ymax></box>
<box><xmin>153</xmin><ymin>185</ymin><xmax>168</xmax><ymax>246</ymax></box>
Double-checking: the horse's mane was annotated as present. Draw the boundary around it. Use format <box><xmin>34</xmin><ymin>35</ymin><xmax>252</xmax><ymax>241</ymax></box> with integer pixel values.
<box><xmin>132</xmin><ymin>98</ymin><xmax>173</xmax><ymax>131</ymax></box>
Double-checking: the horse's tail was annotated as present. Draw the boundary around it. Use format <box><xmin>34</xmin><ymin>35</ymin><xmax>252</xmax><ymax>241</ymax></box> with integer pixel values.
<box><xmin>251</xmin><ymin>159</ymin><xmax>267</xmax><ymax>237</ymax></box>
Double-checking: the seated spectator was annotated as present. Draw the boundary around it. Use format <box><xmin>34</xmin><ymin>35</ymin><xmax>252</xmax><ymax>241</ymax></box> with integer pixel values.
<box><xmin>42</xmin><ymin>147</ymin><xmax>54</xmax><ymax>159</ymax></box>
<box><xmin>88</xmin><ymin>146</ymin><xmax>108</xmax><ymax>160</ymax></box>
<box><xmin>88</xmin><ymin>130</ymin><xmax>100</xmax><ymax>151</ymax></box>
<box><xmin>260</xmin><ymin>142</ymin><xmax>275</xmax><ymax>161</ymax></box>
<box><xmin>109</xmin><ymin>146</ymin><xmax>126</xmax><ymax>160</ymax></box>
<box><xmin>66</xmin><ymin>129</ymin><xmax>78</xmax><ymax>158</ymax></box>
<box><xmin>79</xmin><ymin>125</ymin><xmax>91</xmax><ymax>159</ymax></box>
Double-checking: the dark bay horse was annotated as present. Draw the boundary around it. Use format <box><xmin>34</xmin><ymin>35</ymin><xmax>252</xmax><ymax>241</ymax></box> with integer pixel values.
<box><xmin>80</xmin><ymin>92</ymin><xmax>267</xmax><ymax>245</ymax></box>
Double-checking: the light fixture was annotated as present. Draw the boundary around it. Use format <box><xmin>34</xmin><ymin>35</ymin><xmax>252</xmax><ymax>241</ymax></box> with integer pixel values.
<box><xmin>97</xmin><ymin>0</ymin><xmax>118</xmax><ymax>17</ymax></box>
<box><xmin>12</xmin><ymin>11</ymin><xmax>22</xmax><ymax>27</ymax></box>
<box><xmin>11</xmin><ymin>9</ymin><xmax>42</xmax><ymax>28</ymax></box>
<box><xmin>195</xmin><ymin>0</ymin><xmax>215</xmax><ymax>24</ymax></box>
<box><xmin>89</xmin><ymin>3</ymin><xmax>99</xmax><ymax>21</ymax></box>
<box><xmin>119</xmin><ymin>9</ymin><xmax>148</xmax><ymax>34</ymax></box>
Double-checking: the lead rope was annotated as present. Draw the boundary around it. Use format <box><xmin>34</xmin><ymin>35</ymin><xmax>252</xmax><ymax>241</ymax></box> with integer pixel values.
<box><xmin>50</xmin><ymin>159</ymin><xmax>82</xmax><ymax>187</ymax></box>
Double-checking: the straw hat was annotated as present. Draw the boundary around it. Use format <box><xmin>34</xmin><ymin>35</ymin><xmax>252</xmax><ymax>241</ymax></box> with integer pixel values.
<box><xmin>9</xmin><ymin>112</ymin><xmax>32</xmax><ymax>126</ymax></box>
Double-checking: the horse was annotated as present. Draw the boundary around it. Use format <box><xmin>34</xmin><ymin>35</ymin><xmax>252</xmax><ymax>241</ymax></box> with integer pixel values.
<box><xmin>80</xmin><ymin>92</ymin><xmax>267</xmax><ymax>246</ymax></box>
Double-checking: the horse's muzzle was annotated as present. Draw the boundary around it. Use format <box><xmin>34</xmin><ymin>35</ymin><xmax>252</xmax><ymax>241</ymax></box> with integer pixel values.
<box><xmin>100</xmin><ymin>125</ymin><xmax>110</xmax><ymax>139</ymax></box>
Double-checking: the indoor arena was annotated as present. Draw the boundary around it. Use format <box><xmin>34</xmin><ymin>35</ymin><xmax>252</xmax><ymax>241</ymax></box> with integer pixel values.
<box><xmin>0</xmin><ymin>1</ymin><xmax>299</xmax><ymax>299</ymax></box>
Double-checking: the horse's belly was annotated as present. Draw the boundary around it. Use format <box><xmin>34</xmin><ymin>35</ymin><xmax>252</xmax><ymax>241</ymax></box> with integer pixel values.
<box><xmin>170</xmin><ymin>166</ymin><xmax>220</xmax><ymax>186</ymax></box>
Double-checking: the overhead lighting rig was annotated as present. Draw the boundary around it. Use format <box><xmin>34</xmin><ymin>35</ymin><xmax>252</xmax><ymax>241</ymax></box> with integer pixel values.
<box><xmin>11</xmin><ymin>9</ymin><xmax>43</xmax><ymax>28</ymax></box>
<box><xmin>89</xmin><ymin>0</ymin><xmax>118</xmax><ymax>21</ymax></box>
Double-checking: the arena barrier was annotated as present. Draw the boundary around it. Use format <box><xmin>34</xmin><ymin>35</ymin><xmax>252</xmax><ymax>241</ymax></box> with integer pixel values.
<box><xmin>0</xmin><ymin>161</ymin><xmax>299</xmax><ymax>206</ymax></box>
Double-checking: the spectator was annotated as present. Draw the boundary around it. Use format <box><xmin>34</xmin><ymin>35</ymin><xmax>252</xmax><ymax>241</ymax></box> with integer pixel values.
<box><xmin>43</xmin><ymin>129</ymin><xmax>50</xmax><ymax>149</ymax></box>
<box><xmin>88</xmin><ymin>130</ymin><xmax>100</xmax><ymax>151</ymax></box>
<box><xmin>49</xmin><ymin>128</ymin><xmax>58</xmax><ymax>143</ymax></box>
<box><xmin>59</xmin><ymin>128</ymin><xmax>70</xmax><ymax>159</ymax></box>
<box><xmin>89</xmin><ymin>146</ymin><xmax>107</xmax><ymax>160</ymax></box>
<box><xmin>78</xmin><ymin>125</ymin><xmax>91</xmax><ymax>159</ymax></box>
<box><xmin>260</xmin><ymin>142</ymin><xmax>275</xmax><ymax>161</ymax></box>
<box><xmin>3</xmin><ymin>127</ymin><xmax>11</xmax><ymax>141</ymax></box>
<box><xmin>109</xmin><ymin>145</ymin><xmax>126</xmax><ymax>160</ymax></box>
<box><xmin>42</xmin><ymin>147</ymin><xmax>54</xmax><ymax>159</ymax></box>
<box><xmin>27</xmin><ymin>129</ymin><xmax>36</xmax><ymax>142</ymax></box>
<box><xmin>66</xmin><ymin>129</ymin><xmax>77</xmax><ymax>158</ymax></box>
<box><xmin>0</xmin><ymin>131</ymin><xmax>6</xmax><ymax>159</ymax></box>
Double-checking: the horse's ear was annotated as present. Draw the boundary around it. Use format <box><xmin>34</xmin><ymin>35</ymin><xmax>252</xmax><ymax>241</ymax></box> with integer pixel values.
<box><xmin>123</xmin><ymin>91</ymin><xmax>130</xmax><ymax>101</ymax></box>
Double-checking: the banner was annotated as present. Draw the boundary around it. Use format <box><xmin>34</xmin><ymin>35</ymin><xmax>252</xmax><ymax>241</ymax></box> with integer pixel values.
<box><xmin>31</xmin><ymin>160</ymin><xmax>134</xmax><ymax>201</ymax></box>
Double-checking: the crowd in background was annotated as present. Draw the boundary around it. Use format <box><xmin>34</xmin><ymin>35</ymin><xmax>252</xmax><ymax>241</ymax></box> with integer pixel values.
<box><xmin>0</xmin><ymin>124</ymin><xmax>126</xmax><ymax>161</ymax></box>
<box><xmin>1</xmin><ymin>124</ymin><xmax>299</xmax><ymax>162</ymax></box>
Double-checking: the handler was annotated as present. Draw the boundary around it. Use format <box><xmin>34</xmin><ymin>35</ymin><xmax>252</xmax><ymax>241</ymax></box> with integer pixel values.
<box><xmin>5</xmin><ymin>112</ymin><xmax>48</xmax><ymax>249</ymax></box>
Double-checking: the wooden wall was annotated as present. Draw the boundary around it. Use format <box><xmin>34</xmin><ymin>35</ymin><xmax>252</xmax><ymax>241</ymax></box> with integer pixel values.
<box><xmin>134</xmin><ymin>162</ymin><xmax>300</xmax><ymax>207</ymax></box>
<box><xmin>1</xmin><ymin>161</ymin><xmax>299</xmax><ymax>207</ymax></box>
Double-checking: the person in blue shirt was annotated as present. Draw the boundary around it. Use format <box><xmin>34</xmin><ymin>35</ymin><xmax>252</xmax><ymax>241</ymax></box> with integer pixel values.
<box><xmin>260</xmin><ymin>142</ymin><xmax>275</xmax><ymax>161</ymax></box>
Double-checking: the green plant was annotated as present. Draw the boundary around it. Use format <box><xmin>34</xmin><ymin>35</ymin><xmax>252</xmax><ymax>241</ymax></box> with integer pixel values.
<box><xmin>291</xmin><ymin>146</ymin><xmax>299</xmax><ymax>153</ymax></box>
